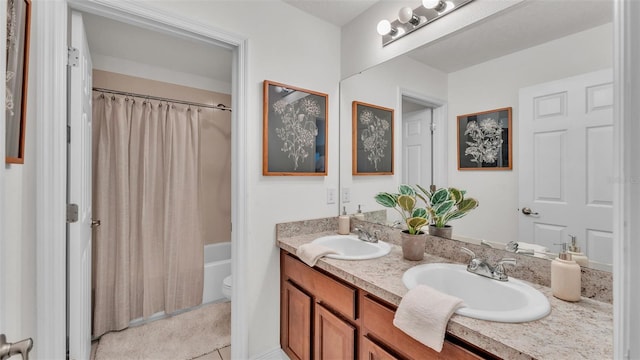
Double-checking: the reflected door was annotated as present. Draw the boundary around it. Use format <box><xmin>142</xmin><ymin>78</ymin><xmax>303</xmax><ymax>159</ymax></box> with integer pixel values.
<box><xmin>519</xmin><ymin>69</ymin><xmax>613</xmax><ymax>265</ymax></box>
<box><xmin>402</xmin><ymin>108</ymin><xmax>432</xmax><ymax>187</ymax></box>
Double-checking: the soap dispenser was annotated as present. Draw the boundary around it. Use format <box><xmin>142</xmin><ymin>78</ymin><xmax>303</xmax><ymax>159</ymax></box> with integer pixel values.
<box><xmin>338</xmin><ymin>206</ymin><xmax>350</xmax><ymax>235</ymax></box>
<box><xmin>354</xmin><ymin>205</ymin><xmax>365</xmax><ymax>220</ymax></box>
<box><xmin>567</xmin><ymin>234</ymin><xmax>589</xmax><ymax>267</ymax></box>
<box><xmin>551</xmin><ymin>242</ymin><xmax>581</xmax><ymax>302</ymax></box>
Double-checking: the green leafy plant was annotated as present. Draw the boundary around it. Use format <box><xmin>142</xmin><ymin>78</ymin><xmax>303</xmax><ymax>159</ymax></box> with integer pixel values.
<box><xmin>416</xmin><ymin>185</ymin><xmax>479</xmax><ymax>228</ymax></box>
<box><xmin>374</xmin><ymin>184</ymin><xmax>429</xmax><ymax>235</ymax></box>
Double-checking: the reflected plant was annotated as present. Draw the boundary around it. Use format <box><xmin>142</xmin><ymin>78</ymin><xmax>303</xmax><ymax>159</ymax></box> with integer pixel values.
<box><xmin>464</xmin><ymin>118</ymin><xmax>503</xmax><ymax>165</ymax></box>
<box><xmin>360</xmin><ymin>109</ymin><xmax>390</xmax><ymax>171</ymax></box>
<box><xmin>274</xmin><ymin>97</ymin><xmax>320</xmax><ymax>170</ymax></box>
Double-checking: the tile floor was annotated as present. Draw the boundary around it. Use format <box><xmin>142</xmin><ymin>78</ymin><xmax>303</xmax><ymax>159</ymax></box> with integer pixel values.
<box><xmin>91</xmin><ymin>341</ymin><xmax>231</xmax><ymax>360</ymax></box>
<box><xmin>193</xmin><ymin>346</ymin><xmax>231</xmax><ymax>360</ymax></box>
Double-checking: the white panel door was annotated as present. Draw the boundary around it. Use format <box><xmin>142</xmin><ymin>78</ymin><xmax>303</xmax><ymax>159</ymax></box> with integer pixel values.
<box><xmin>402</xmin><ymin>109</ymin><xmax>432</xmax><ymax>187</ymax></box>
<box><xmin>68</xmin><ymin>11</ymin><xmax>93</xmax><ymax>360</ymax></box>
<box><xmin>519</xmin><ymin>69</ymin><xmax>613</xmax><ymax>265</ymax></box>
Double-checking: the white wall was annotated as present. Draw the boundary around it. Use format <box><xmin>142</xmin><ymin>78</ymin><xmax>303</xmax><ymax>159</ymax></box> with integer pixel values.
<box><xmin>92</xmin><ymin>54</ymin><xmax>231</xmax><ymax>94</ymax></box>
<box><xmin>340</xmin><ymin>55</ymin><xmax>447</xmax><ymax>216</ymax></box>
<box><xmin>447</xmin><ymin>23</ymin><xmax>612</xmax><ymax>244</ymax></box>
<box><xmin>146</xmin><ymin>1</ymin><xmax>341</xmax><ymax>356</ymax></box>
<box><xmin>340</xmin><ymin>0</ymin><xmax>523</xmax><ymax>78</ymax></box>
<box><xmin>1</xmin><ymin>18</ymin><xmax>37</xmax><ymax>351</ymax></box>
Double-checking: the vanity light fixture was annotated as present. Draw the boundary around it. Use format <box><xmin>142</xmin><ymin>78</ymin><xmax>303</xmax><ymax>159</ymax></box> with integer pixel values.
<box><xmin>377</xmin><ymin>0</ymin><xmax>475</xmax><ymax>46</ymax></box>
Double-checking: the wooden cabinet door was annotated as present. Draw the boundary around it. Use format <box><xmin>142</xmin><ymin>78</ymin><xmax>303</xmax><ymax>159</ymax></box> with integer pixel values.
<box><xmin>361</xmin><ymin>336</ymin><xmax>400</xmax><ymax>360</ymax></box>
<box><xmin>282</xmin><ymin>281</ymin><xmax>312</xmax><ymax>360</ymax></box>
<box><xmin>314</xmin><ymin>303</ymin><xmax>356</xmax><ymax>360</ymax></box>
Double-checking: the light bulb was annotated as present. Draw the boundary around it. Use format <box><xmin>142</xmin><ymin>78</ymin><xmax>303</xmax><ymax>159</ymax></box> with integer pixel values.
<box><xmin>398</xmin><ymin>7</ymin><xmax>414</xmax><ymax>24</ymax></box>
<box><xmin>377</xmin><ymin>19</ymin><xmax>392</xmax><ymax>35</ymax></box>
<box><xmin>422</xmin><ymin>0</ymin><xmax>443</xmax><ymax>10</ymax></box>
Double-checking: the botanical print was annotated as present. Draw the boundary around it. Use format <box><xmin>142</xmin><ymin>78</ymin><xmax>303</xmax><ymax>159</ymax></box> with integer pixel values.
<box><xmin>464</xmin><ymin>117</ymin><xmax>503</xmax><ymax>166</ymax></box>
<box><xmin>273</xmin><ymin>96</ymin><xmax>320</xmax><ymax>170</ymax></box>
<box><xmin>359</xmin><ymin>108</ymin><xmax>390</xmax><ymax>171</ymax></box>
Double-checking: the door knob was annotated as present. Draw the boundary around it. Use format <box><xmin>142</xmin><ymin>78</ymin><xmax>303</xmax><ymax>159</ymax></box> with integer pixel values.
<box><xmin>91</xmin><ymin>219</ymin><xmax>101</xmax><ymax>228</ymax></box>
<box><xmin>0</xmin><ymin>334</ymin><xmax>33</xmax><ymax>360</ymax></box>
<box><xmin>521</xmin><ymin>207</ymin><xmax>539</xmax><ymax>216</ymax></box>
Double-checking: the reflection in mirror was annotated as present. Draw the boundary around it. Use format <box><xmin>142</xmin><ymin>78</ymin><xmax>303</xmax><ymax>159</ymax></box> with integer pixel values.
<box><xmin>339</xmin><ymin>0</ymin><xmax>613</xmax><ymax>271</ymax></box>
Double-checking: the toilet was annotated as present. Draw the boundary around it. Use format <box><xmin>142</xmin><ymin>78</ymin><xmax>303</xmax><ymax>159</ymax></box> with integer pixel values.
<box><xmin>222</xmin><ymin>275</ymin><xmax>232</xmax><ymax>301</ymax></box>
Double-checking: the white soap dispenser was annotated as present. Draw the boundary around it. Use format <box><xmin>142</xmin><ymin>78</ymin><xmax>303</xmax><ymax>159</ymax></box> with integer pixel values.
<box><xmin>338</xmin><ymin>206</ymin><xmax>350</xmax><ymax>235</ymax></box>
<box><xmin>567</xmin><ymin>234</ymin><xmax>589</xmax><ymax>267</ymax></box>
<box><xmin>551</xmin><ymin>242</ymin><xmax>582</xmax><ymax>302</ymax></box>
<box><xmin>354</xmin><ymin>205</ymin><xmax>365</xmax><ymax>220</ymax></box>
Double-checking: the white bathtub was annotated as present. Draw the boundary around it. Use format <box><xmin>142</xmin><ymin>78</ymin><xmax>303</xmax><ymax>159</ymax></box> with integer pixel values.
<box><xmin>203</xmin><ymin>242</ymin><xmax>231</xmax><ymax>304</ymax></box>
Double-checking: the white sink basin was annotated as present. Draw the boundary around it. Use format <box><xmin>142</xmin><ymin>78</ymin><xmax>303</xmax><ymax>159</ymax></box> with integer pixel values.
<box><xmin>311</xmin><ymin>234</ymin><xmax>391</xmax><ymax>260</ymax></box>
<box><xmin>402</xmin><ymin>263</ymin><xmax>550</xmax><ymax>323</ymax></box>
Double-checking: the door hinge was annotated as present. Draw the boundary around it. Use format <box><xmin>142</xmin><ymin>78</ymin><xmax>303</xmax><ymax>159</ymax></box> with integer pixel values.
<box><xmin>66</xmin><ymin>203</ymin><xmax>79</xmax><ymax>223</ymax></box>
<box><xmin>67</xmin><ymin>47</ymin><xmax>79</xmax><ymax>67</ymax></box>
<box><xmin>430</xmin><ymin>122</ymin><xmax>437</xmax><ymax>132</ymax></box>
<box><xmin>67</xmin><ymin>125</ymin><xmax>71</xmax><ymax>144</ymax></box>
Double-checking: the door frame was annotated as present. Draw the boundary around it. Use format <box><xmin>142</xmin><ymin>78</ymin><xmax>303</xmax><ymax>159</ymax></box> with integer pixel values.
<box><xmin>35</xmin><ymin>1</ymin><xmax>248</xmax><ymax>358</ymax></box>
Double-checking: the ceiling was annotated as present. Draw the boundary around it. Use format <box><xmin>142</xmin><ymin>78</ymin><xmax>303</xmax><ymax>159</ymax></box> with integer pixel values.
<box><xmin>82</xmin><ymin>12</ymin><xmax>234</xmax><ymax>84</ymax></box>
<box><xmin>81</xmin><ymin>0</ymin><xmax>613</xmax><ymax>85</ymax></box>
<box><xmin>283</xmin><ymin>0</ymin><xmax>379</xmax><ymax>26</ymax></box>
<box><xmin>288</xmin><ymin>0</ymin><xmax>613</xmax><ymax>73</ymax></box>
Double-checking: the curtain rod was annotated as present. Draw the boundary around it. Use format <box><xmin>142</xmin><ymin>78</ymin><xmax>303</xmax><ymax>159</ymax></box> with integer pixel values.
<box><xmin>92</xmin><ymin>87</ymin><xmax>232</xmax><ymax>112</ymax></box>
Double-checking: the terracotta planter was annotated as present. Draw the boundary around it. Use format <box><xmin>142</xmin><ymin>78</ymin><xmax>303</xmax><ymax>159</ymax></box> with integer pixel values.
<box><xmin>400</xmin><ymin>231</ymin><xmax>427</xmax><ymax>261</ymax></box>
<box><xmin>428</xmin><ymin>224</ymin><xmax>453</xmax><ymax>239</ymax></box>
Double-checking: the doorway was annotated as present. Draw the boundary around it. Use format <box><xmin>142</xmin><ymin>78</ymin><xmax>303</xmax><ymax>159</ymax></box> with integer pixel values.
<box><xmin>60</xmin><ymin>3</ymin><xmax>247</xmax><ymax>359</ymax></box>
<box><xmin>400</xmin><ymin>91</ymin><xmax>448</xmax><ymax>190</ymax></box>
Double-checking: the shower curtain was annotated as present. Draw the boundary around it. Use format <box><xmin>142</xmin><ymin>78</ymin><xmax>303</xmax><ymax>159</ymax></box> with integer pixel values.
<box><xmin>92</xmin><ymin>92</ymin><xmax>204</xmax><ymax>337</ymax></box>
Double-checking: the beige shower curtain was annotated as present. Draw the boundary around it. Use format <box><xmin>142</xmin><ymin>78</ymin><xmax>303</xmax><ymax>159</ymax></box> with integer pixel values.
<box><xmin>92</xmin><ymin>93</ymin><xmax>203</xmax><ymax>337</ymax></box>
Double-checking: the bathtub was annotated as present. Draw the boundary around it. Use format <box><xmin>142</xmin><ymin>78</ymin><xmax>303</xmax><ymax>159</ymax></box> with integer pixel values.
<box><xmin>202</xmin><ymin>242</ymin><xmax>232</xmax><ymax>304</ymax></box>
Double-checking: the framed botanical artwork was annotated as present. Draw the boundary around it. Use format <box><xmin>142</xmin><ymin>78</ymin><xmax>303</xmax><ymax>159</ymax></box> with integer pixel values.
<box><xmin>352</xmin><ymin>101</ymin><xmax>393</xmax><ymax>175</ymax></box>
<box><xmin>263</xmin><ymin>80</ymin><xmax>328</xmax><ymax>176</ymax></box>
<box><xmin>457</xmin><ymin>107</ymin><xmax>512</xmax><ymax>170</ymax></box>
<box><xmin>5</xmin><ymin>0</ymin><xmax>31</xmax><ymax>164</ymax></box>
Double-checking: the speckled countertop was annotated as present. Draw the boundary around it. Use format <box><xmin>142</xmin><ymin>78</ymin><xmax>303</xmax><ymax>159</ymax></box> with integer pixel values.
<box><xmin>277</xmin><ymin>230</ymin><xmax>613</xmax><ymax>360</ymax></box>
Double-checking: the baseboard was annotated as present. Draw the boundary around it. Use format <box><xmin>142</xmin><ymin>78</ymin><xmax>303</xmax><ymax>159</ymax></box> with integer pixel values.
<box><xmin>251</xmin><ymin>346</ymin><xmax>290</xmax><ymax>360</ymax></box>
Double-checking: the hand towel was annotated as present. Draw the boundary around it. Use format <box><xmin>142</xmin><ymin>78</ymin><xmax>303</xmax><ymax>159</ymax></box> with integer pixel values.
<box><xmin>296</xmin><ymin>243</ymin><xmax>339</xmax><ymax>267</ymax></box>
<box><xmin>517</xmin><ymin>242</ymin><xmax>549</xmax><ymax>253</ymax></box>
<box><xmin>393</xmin><ymin>285</ymin><xmax>463</xmax><ymax>352</ymax></box>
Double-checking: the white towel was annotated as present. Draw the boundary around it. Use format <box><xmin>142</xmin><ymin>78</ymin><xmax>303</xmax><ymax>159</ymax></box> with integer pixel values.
<box><xmin>393</xmin><ymin>285</ymin><xmax>463</xmax><ymax>352</ymax></box>
<box><xmin>296</xmin><ymin>243</ymin><xmax>339</xmax><ymax>267</ymax></box>
<box><xmin>517</xmin><ymin>242</ymin><xmax>548</xmax><ymax>253</ymax></box>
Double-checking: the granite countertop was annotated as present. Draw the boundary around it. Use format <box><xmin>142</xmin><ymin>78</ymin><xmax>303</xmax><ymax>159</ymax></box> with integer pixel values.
<box><xmin>277</xmin><ymin>231</ymin><xmax>613</xmax><ymax>360</ymax></box>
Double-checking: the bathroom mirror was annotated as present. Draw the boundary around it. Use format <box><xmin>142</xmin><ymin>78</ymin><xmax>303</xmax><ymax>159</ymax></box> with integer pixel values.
<box><xmin>338</xmin><ymin>0</ymin><xmax>614</xmax><ymax>271</ymax></box>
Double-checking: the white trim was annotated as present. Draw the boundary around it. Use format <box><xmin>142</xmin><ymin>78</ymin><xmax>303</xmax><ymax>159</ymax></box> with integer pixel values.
<box><xmin>251</xmin><ymin>347</ymin><xmax>290</xmax><ymax>360</ymax></box>
<box><xmin>0</xmin><ymin>0</ymin><xmax>6</xmax><ymax>332</ymax></box>
<box><xmin>398</xmin><ymin>88</ymin><xmax>448</xmax><ymax>187</ymax></box>
<box><xmin>38</xmin><ymin>1</ymin><xmax>249</xmax><ymax>358</ymax></box>
<box><xmin>231</xmin><ymin>37</ymin><xmax>250</xmax><ymax>360</ymax></box>
<box><xmin>613</xmin><ymin>0</ymin><xmax>638</xmax><ymax>358</ymax></box>
<box><xmin>35</xmin><ymin>1</ymin><xmax>69</xmax><ymax>357</ymax></box>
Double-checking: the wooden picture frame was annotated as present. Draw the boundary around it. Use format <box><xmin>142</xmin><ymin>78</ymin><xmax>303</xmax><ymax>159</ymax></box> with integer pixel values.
<box><xmin>352</xmin><ymin>101</ymin><xmax>394</xmax><ymax>175</ymax></box>
<box><xmin>457</xmin><ymin>107</ymin><xmax>512</xmax><ymax>170</ymax></box>
<box><xmin>5</xmin><ymin>0</ymin><xmax>31</xmax><ymax>164</ymax></box>
<box><xmin>263</xmin><ymin>80</ymin><xmax>328</xmax><ymax>176</ymax></box>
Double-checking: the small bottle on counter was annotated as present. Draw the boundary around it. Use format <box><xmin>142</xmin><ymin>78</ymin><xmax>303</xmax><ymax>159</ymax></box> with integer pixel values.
<box><xmin>551</xmin><ymin>242</ymin><xmax>581</xmax><ymax>302</ymax></box>
<box><xmin>567</xmin><ymin>234</ymin><xmax>589</xmax><ymax>267</ymax></box>
<box><xmin>353</xmin><ymin>204</ymin><xmax>365</xmax><ymax>220</ymax></box>
<box><xmin>338</xmin><ymin>206</ymin><xmax>350</xmax><ymax>235</ymax></box>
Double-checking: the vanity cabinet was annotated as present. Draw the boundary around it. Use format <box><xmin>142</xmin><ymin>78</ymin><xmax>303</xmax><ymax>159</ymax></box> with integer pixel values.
<box><xmin>281</xmin><ymin>251</ymin><xmax>357</xmax><ymax>360</ymax></box>
<box><xmin>280</xmin><ymin>250</ymin><xmax>496</xmax><ymax>360</ymax></box>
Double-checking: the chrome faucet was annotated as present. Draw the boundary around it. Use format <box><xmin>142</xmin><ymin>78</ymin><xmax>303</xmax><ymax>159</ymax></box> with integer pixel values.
<box><xmin>0</xmin><ymin>334</ymin><xmax>33</xmax><ymax>360</ymax></box>
<box><xmin>354</xmin><ymin>227</ymin><xmax>380</xmax><ymax>243</ymax></box>
<box><xmin>460</xmin><ymin>247</ymin><xmax>516</xmax><ymax>281</ymax></box>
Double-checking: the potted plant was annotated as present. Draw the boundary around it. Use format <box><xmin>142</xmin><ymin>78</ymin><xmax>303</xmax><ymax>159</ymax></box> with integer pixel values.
<box><xmin>374</xmin><ymin>184</ymin><xmax>429</xmax><ymax>260</ymax></box>
<box><xmin>416</xmin><ymin>185</ymin><xmax>479</xmax><ymax>239</ymax></box>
